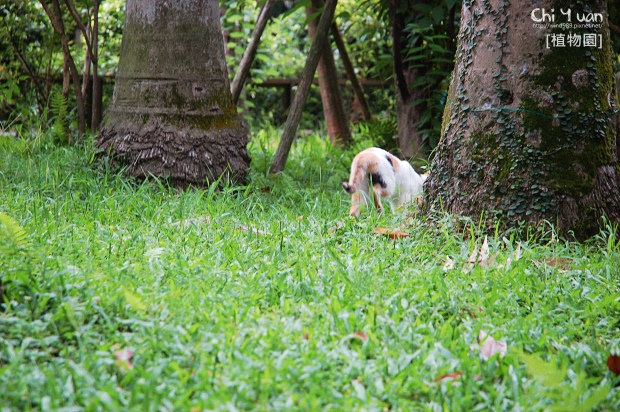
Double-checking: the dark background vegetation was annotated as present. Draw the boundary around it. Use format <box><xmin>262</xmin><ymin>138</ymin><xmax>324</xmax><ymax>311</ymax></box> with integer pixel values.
<box><xmin>2</xmin><ymin>0</ymin><xmax>619</xmax><ymax>152</ymax></box>
<box><xmin>0</xmin><ymin>0</ymin><xmax>461</xmax><ymax>150</ymax></box>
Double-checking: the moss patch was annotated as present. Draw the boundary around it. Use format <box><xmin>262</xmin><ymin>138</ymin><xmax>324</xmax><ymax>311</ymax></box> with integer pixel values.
<box><xmin>521</xmin><ymin>11</ymin><xmax>615</xmax><ymax>198</ymax></box>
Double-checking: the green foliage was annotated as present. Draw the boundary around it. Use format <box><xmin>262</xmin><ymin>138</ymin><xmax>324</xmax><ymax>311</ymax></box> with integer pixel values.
<box><xmin>220</xmin><ymin>0</ymin><xmax>395</xmax><ymax>129</ymax></box>
<box><xmin>0</xmin><ymin>1</ymin><xmax>52</xmax><ymax>123</ymax></box>
<box><xmin>0</xmin><ymin>75</ymin><xmax>23</xmax><ymax>110</ymax></box>
<box><xmin>49</xmin><ymin>90</ymin><xmax>69</xmax><ymax>143</ymax></box>
<box><xmin>0</xmin><ymin>212</ymin><xmax>28</xmax><ymax>246</ymax></box>
<box><xmin>352</xmin><ymin>117</ymin><xmax>398</xmax><ymax>153</ymax></box>
<box><xmin>0</xmin><ymin>0</ymin><xmax>125</xmax><ymax>128</ymax></box>
<box><xmin>97</xmin><ymin>0</ymin><xmax>126</xmax><ymax>75</ymax></box>
<box><xmin>0</xmin><ymin>130</ymin><xmax>618</xmax><ymax>409</ymax></box>
<box><xmin>337</xmin><ymin>0</ymin><xmax>393</xmax><ymax>81</ymax></box>
<box><xmin>519</xmin><ymin>352</ymin><xmax>612</xmax><ymax>411</ymax></box>
<box><xmin>220</xmin><ymin>0</ymin><xmax>309</xmax><ymax>81</ymax></box>
<box><xmin>401</xmin><ymin>0</ymin><xmax>461</xmax><ymax>149</ymax></box>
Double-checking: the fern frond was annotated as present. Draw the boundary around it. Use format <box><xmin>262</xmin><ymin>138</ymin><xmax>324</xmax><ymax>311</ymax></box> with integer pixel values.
<box><xmin>50</xmin><ymin>91</ymin><xmax>69</xmax><ymax>142</ymax></box>
<box><xmin>0</xmin><ymin>212</ymin><xmax>27</xmax><ymax>246</ymax></box>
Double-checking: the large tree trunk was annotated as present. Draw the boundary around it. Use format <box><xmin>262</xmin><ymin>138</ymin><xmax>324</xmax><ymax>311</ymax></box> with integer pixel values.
<box><xmin>306</xmin><ymin>0</ymin><xmax>351</xmax><ymax>146</ymax></box>
<box><xmin>426</xmin><ymin>0</ymin><xmax>619</xmax><ymax>239</ymax></box>
<box><xmin>97</xmin><ymin>0</ymin><xmax>249</xmax><ymax>187</ymax></box>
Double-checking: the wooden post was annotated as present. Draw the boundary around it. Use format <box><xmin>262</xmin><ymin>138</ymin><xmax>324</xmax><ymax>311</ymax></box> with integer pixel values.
<box><xmin>330</xmin><ymin>22</ymin><xmax>371</xmax><ymax>121</ymax></box>
<box><xmin>231</xmin><ymin>0</ymin><xmax>275</xmax><ymax>105</ymax></box>
<box><xmin>282</xmin><ymin>84</ymin><xmax>292</xmax><ymax>111</ymax></box>
<box><xmin>306</xmin><ymin>0</ymin><xmax>350</xmax><ymax>146</ymax></box>
<box><xmin>270</xmin><ymin>0</ymin><xmax>338</xmax><ymax>173</ymax></box>
<box><xmin>91</xmin><ymin>0</ymin><xmax>101</xmax><ymax>130</ymax></box>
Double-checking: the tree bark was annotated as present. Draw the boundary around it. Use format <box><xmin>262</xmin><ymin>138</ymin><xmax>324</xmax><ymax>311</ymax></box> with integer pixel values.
<box><xmin>97</xmin><ymin>0</ymin><xmax>249</xmax><ymax>187</ymax></box>
<box><xmin>230</xmin><ymin>0</ymin><xmax>275</xmax><ymax>105</ymax></box>
<box><xmin>270</xmin><ymin>0</ymin><xmax>338</xmax><ymax>173</ymax></box>
<box><xmin>426</xmin><ymin>0</ymin><xmax>620</xmax><ymax>239</ymax></box>
<box><xmin>306</xmin><ymin>0</ymin><xmax>351</xmax><ymax>146</ymax></box>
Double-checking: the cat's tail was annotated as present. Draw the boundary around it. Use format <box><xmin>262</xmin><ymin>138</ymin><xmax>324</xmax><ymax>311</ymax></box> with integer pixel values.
<box><xmin>342</xmin><ymin>181</ymin><xmax>355</xmax><ymax>193</ymax></box>
<box><xmin>342</xmin><ymin>150</ymin><xmax>376</xmax><ymax>194</ymax></box>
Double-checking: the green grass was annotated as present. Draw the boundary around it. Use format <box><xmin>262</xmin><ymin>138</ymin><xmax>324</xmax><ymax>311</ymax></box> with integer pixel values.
<box><xmin>1</xmin><ymin>129</ymin><xmax>619</xmax><ymax>411</ymax></box>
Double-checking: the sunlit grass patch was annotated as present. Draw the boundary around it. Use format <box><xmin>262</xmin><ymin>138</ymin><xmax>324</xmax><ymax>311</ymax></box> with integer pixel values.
<box><xmin>0</xmin><ymin>130</ymin><xmax>618</xmax><ymax>410</ymax></box>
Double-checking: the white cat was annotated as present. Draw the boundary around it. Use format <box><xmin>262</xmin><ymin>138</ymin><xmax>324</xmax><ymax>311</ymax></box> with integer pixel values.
<box><xmin>342</xmin><ymin>147</ymin><xmax>427</xmax><ymax>217</ymax></box>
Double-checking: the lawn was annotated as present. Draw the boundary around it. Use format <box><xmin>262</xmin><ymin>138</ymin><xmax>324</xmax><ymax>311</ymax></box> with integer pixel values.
<box><xmin>1</xmin><ymin>129</ymin><xmax>619</xmax><ymax>410</ymax></box>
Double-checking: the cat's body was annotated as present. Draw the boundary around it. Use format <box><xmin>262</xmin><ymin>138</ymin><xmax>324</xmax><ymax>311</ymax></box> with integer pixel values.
<box><xmin>342</xmin><ymin>147</ymin><xmax>427</xmax><ymax>217</ymax></box>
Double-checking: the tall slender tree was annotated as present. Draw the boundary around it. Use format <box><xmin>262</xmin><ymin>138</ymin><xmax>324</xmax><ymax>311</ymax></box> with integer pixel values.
<box><xmin>426</xmin><ymin>0</ymin><xmax>619</xmax><ymax>238</ymax></box>
<box><xmin>306</xmin><ymin>0</ymin><xmax>351</xmax><ymax>146</ymax></box>
<box><xmin>97</xmin><ymin>0</ymin><xmax>250</xmax><ymax>186</ymax></box>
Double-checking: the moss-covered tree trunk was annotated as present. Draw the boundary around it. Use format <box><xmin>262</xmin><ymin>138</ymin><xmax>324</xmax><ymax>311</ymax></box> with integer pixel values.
<box><xmin>96</xmin><ymin>0</ymin><xmax>249</xmax><ymax>187</ymax></box>
<box><xmin>426</xmin><ymin>0</ymin><xmax>619</xmax><ymax>239</ymax></box>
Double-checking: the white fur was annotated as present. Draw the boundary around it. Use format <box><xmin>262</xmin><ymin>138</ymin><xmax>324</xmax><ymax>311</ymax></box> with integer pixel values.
<box><xmin>343</xmin><ymin>147</ymin><xmax>427</xmax><ymax>217</ymax></box>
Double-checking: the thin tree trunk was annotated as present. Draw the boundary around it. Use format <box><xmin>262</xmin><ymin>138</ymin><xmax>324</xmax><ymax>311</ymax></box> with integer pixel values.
<box><xmin>39</xmin><ymin>0</ymin><xmax>86</xmax><ymax>138</ymax></box>
<box><xmin>330</xmin><ymin>22</ymin><xmax>371</xmax><ymax>121</ymax></box>
<box><xmin>62</xmin><ymin>59</ymin><xmax>70</xmax><ymax>97</ymax></box>
<box><xmin>427</xmin><ymin>0</ymin><xmax>619</xmax><ymax>239</ymax></box>
<box><xmin>270</xmin><ymin>0</ymin><xmax>338</xmax><ymax>173</ymax></box>
<box><xmin>63</xmin><ymin>0</ymin><xmax>101</xmax><ymax>130</ymax></box>
<box><xmin>230</xmin><ymin>0</ymin><xmax>275</xmax><ymax>105</ymax></box>
<box><xmin>6</xmin><ymin>31</ymin><xmax>47</xmax><ymax>111</ymax></box>
<box><xmin>306</xmin><ymin>0</ymin><xmax>350</xmax><ymax>146</ymax></box>
<box><xmin>91</xmin><ymin>0</ymin><xmax>101</xmax><ymax>130</ymax></box>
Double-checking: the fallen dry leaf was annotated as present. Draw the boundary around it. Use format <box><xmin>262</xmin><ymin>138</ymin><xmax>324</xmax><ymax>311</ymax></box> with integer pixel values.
<box><xmin>328</xmin><ymin>221</ymin><xmax>345</xmax><ymax>233</ymax></box>
<box><xmin>463</xmin><ymin>237</ymin><xmax>497</xmax><ymax>271</ymax></box>
<box><xmin>114</xmin><ymin>348</ymin><xmax>134</xmax><ymax>371</ymax></box>
<box><xmin>442</xmin><ymin>256</ymin><xmax>455</xmax><ymax>271</ymax></box>
<box><xmin>462</xmin><ymin>246</ymin><xmax>478</xmax><ymax>273</ymax></box>
<box><xmin>478</xmin><ymin>237</ymin><xmax>498</xmax><ymax>267</ymax></box>
<box><xmin>541</xmin><ymin>257</ymin><xmax>573</xmax><ymax>270</ymax></box>
<box><xmin>479</xmin><ymin>236</ymin><xmax>490</xmax><ymax>263</ymax></box>
<box><xmin>435</xmin><ymin>371</ymin><xmax>463</xmax><ymax>382</ymax></box>
<box><xmin>373</xmin><ymin>227</ymin><xmax>410</xmax><ymax>239</ymax></box>
<box><xmin>607</xmin><ymin>353</ymin><xmax>620</xmax><ymax>375</ymax></box>
<box><xmin>478</xmin><ymin>330</ymin><xmax>507</xmax><ymax>359</ymax></box>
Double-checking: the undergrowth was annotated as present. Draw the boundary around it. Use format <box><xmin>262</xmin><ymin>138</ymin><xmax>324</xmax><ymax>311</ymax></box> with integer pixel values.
<box><xmin>0</xmin><ymin>128</ymin><xmax>618</xmax><ymax>410</ymax></box>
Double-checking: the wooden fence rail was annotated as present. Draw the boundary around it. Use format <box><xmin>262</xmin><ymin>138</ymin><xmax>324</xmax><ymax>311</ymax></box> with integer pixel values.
<box><xmin>37</xmin><ymin>75</ymin><xmax>389</xmax><ymax>128</ymax></box>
